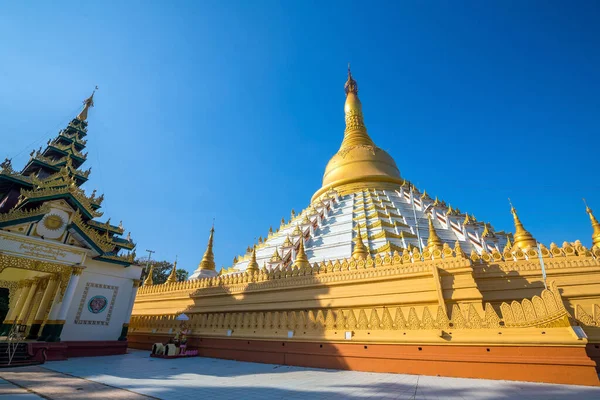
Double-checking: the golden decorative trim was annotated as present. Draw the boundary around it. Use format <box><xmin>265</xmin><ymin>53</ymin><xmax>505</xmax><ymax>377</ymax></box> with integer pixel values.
<box><xmin>70</xmin><ymin>211</ymin><xmax>115</xmax><ymax>252</ymax></box>
<box><xmin>131</xmin><ymin>281</ymin><xmax>570</xmax><ymax>335</ymax></box>
<box><xmin>71</xmin><ymin>266</ymin><xmax>85</xmax><ymax>276</ymax></box>
<box><xmin>0</xmin><ymin>204</ymin><xmax>51</xmax><ymax>224</ymax></box>
<box><xmin>20</xmin><ymin>186</ymin><xmax>102</xmax><ymax>218</ymax></box>
<box><xmin>0</xmin><ymin>253</ymin><xmax>73</xmax><ymax>298</ymax></box>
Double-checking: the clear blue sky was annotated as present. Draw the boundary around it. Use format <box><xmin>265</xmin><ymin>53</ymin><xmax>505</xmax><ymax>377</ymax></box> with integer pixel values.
<box><xmin>1</xmin><ymin>1</ymin><xmax>599</xmax><ymax>273</ymax></box>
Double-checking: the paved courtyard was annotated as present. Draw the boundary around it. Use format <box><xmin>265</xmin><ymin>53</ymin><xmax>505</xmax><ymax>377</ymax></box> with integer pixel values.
<box><xmin>0</xmin><ymin>349</ymin><xmax>599</xmax><ymax>399</ymax></box>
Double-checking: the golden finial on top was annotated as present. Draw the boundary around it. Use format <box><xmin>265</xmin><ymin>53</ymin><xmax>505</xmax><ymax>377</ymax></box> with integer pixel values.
<box><xmin>196</xmin><ymin>225</ymin><xmax>216</xmax><ymax>271</ymax></box>
<box><xmin>508</xmin><ymin>198</ymin><xmax>537</xmax><ymax>250</ymax></box>
<box><xmin>352</xmin><ymin>225</ymin><xmax>368</xmax><ymax>260</ymax></box>
<box><xmin>584</xmin><ymin>198</ymin><xmax>600</xmax><ymax>248</ymax></box>
<box><xmin>427</xmin><ymin>216</ymin><xmax>443</xmax><ymax>251</ymax></box>
<box><xmin>76</xmin><ymin>86</ymin><xmax>98</xmax><ymax>122</ymax></box>
<box><xmin>312</xmin><ymin>65</ymin><xmax>402</xmax><ymax>202</ymax></box>
<box><xmin>246</xmin><ymin>245</ymin><xmax>259</xmax><ymax>273</ymax></box>
<box><xmin>345</xmin><ymin>63</ymin><xmax>358</xmax><ymax>95</ymax></box>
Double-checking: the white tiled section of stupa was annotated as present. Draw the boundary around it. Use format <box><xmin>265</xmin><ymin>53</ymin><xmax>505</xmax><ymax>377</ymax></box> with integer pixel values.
<box><xmin>227</xmin><ymin>186</ymin><xmax>510</xmax><ymax>275</ymax></box>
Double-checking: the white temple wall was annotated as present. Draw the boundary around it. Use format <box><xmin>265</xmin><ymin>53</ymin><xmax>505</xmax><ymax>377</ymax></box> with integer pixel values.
<box><xmin>61</xmin><ymin>259</ymin><xmax>142</xmax><ymax>341</ymax></box>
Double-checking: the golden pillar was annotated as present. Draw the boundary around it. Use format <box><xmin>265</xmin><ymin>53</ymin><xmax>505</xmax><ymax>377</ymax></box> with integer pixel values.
<box><xmin>27</xmin><ymin>275</ymin><xmax>59</xmax><ymax>339</ymax></box>
<box><xmin>16</xmin><ymin>277</ymin><xmax>42</xmax><ymax>324</ymax></box>
<box><xmin>3</xmin><ymin>281</ymin><xmax>29</xmax><ymax>324</ymax></box>
<box><xmin>1</xmin><ymin>280</ymin><xmax>31</xmax><ymax>335</ymax></box>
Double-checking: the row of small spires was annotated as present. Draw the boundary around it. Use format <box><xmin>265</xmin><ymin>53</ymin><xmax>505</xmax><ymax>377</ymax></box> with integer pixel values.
<box><xmin>139</xmin><ymin>240</ymin><xmax>600</xmax><ymax>294</ymax></box>
<box><xmin>141</xmin><ymin>195</ymin><xmax>600</xmax><ymax>286</ymax></box>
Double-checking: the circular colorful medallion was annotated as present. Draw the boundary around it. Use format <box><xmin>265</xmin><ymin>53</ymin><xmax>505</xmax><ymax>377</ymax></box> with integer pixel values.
<box><xmin>87</xmin><ymin>295</ymin><xmax>108</xmax><ymax>314</ymax></box>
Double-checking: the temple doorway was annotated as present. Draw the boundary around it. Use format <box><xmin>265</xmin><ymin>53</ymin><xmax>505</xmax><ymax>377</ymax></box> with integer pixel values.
<box><xmin>0</xmin><ymin>288</ymin><xmax>9</xmax><ymax>324</ymax></box>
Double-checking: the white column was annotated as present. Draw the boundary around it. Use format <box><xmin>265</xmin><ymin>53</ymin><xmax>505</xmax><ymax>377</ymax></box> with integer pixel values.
<box><xmin>45</xmin><ymin>281</ymin><xmax>64</xmax><ymax>323</ymax></box>
<box><xmin>123</xmin><ymin>279</ymin><xmax>141</xmax><ymax>324</ymax></box>
<box><xmin>56</xmin><ymin>266</ymin><xmax>85</xmax><ymax>322</ymax></box>
<box><xmin>32</xmin><ymin>277</ymin><xmax>59</xmax><ymax>323</ymax></box>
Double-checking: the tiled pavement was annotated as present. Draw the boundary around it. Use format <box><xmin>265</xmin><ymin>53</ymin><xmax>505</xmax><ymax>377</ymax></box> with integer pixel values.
<box><xmin>0</xmin><ymin>366</ymin><xmax>152</xmax><ymax>399</ymax></box>
<box><xmin>0</xmin><ymin>349</ymin><xmax>599</xmax><ymax>399</ymax></box>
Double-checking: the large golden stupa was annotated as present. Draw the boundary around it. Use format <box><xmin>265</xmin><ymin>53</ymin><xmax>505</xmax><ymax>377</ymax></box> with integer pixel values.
<box><xmin>129</xmin><ymin>69</ymin><xmax>600</xmax><ymax>386</ymax></box>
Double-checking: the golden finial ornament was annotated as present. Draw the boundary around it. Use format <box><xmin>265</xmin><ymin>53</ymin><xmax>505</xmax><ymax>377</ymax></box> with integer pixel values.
<box><xmin>270</xmin><ymin>247</ymin><xmax>282</xmax><ymax>262</ymax></box>
<box><xmin>584</xmin><ymin>199</ymin><xmax>600</xmax><ymax>248</ymax></box>
<box><xmin>341</xmin><ymin>64</ymin><xmax>372</xmax><ymax>148</ymax></box>
<box><xmin>427</xmin><ymin>216</ymin><xmax>443</xmax><ymax>251</ymax></box>
<box><xmin>143</xmin><ymin>264</ymin><xmax>154</xmax><ymax>286</ymax></box>
<box><xmin>76</xmin><ymin>86</ymin><xmax>98</xmax><ymax>122</ymax></box>
<box><xmin>508</xmin><ymin>199</ymin><xmax>537</xmax><ymax>250</ymax></box>
<box><xmin>352</xmin><ymin>225</ymin><xmax>368</xmax><ymax>260</ymax></box>
<box><xmin>313</xmin><ymin>66</ymin><xmax>401</xmax><ymax>201</ymax></box>
<box><xmin>197</xmin><ymin>225</ymin><xmax>216</xmax><ymax>271</ymax></box>
<box><xmin>166</xmin><ymin>259</ymin><xmax>178</xmax><ymax>284</ymax></box>
<box><xmin>294</xmin><ymin>236</ymin><xmax>310</xmax><ymax>269</ymax></box>
<box><xmin>246</xmin><ymin>245</ymin><xmax>259</xmax><ymax>273</ymax></box>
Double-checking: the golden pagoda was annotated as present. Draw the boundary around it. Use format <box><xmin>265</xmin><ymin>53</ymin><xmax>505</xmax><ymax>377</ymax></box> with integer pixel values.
<box><xmin>129</xmin><ymin>70</ymin><xmax>600</xmax><ymax>387</ymax></box>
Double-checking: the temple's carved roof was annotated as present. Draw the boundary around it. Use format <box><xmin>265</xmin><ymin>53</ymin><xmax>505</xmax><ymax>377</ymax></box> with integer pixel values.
<box><xmin>0</xmin><ymin>89</ymin><xmax>135</xmax><ymax>266</ymax></box>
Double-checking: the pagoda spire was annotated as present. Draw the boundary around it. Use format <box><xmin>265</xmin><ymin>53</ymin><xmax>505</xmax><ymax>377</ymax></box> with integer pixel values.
<box><xmin>246</xmin><ymin>245</ymin><xmax>259</xmax><ymax>273</ymax></box>
<box><xmin>584</xmin><ymin>199</ymin><xmax>600</xmax><ymax>248</ymax></box>
<box><xmin>166</xmin><ymin>259</ymin><xmax>178</xmax><ymax>284</ymax></box>
<box><xmin>352</xmin><ymin>225</ymin><xmax>368</xmax><ymax>260</ymax></box>
<box><xmin>143</xmin><ymin>264</ymin><xmax>154</xmax><ymax>286</ymax></box>
<box><xmin>340</xmin><ymin>64</ymin><xmax>375</xmax><ymax>149</ymax></box>
<box><xmin>314</xmin><ymin>66</ymin><xmax>402</xmax><ymax>201</ymax></box>
<box><xmin>427</xmin><ymin>216</ymin><xmax>443</xmax><ymax>251</ymax></box>
<box><xmin>509</xmin><ymin>199</ymin><xmax>537</xmax><ymax>250</ymax></box>
<box><xmin>294</xmin><ymin>236</ymin><xmax>310</xmax><ymax>269</ymax></box>
<box><xmin>77</xmin><ymin>86</ymin><xmax>97</xmax><ymax>122</ymax></box>
<box><xmin>196</xmin><ymin>225</ymin><xmax>216</xmax><ymax>272</ymax></box>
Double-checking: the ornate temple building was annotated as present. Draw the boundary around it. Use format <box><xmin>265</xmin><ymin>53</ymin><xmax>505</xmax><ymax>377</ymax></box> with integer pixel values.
<box><xmin>129</xmin><ymin>70</ymin><xmax>600</xmax><ymax>386</ymax></box>
<box><xmin>0</xmin><ymin>91</ymin><xmax>142</xmax><ymax>360</ymax></box>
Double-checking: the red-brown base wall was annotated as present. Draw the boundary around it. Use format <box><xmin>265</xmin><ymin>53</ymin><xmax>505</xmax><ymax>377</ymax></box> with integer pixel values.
<box><xmin>31</xmin><ymin>341</ymin><xmax>128</xmax><ymax>362</ymax></box>
<box><xmin>128</xmin><ymin>334</ymin><xmax>600</xmax><ymax>387</ymax></box>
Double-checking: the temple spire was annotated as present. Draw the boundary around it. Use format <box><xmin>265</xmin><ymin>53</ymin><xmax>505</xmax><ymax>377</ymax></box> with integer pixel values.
<box><xmin>246</xmin><ymin>245</ymin><xmax>259</xmax><ymax>273</ymax></box>
<box><xmin>509</xmin><ymin>199</ymin><xmax>537</xmax><ymax>250</ymax></box>
<box><xmin>584</xmin><ymin>199</ymin><xmax>600</xmax><ymax>248</ymax></box>
<box><xmin>341</xmin><ymin>66</ymin><xmax>374</xmax><ymax>149</ymax></box>
<box><xmin>166</xmin><ymin>259</ymin><xmax>178</xmax><ymax>284</ymax></box>
<box><xmin>427</xmin><ymin>216</ymin><xmax>443</xmax><ymax>251</ymax></box>
<box><xmin>143</xmin><ymin>264</ymin><xmax>154</xmax><ymax>286</ymax></box>
<box><xmin>294</xmin><ymin>236</ymin><xmax>310</xmax><ymax>269</ymax></box>
<box><xmin>196</xmin><ymin>225</ymin><xmax>216</xmax><ymax>271</ymax></box>
<box><xmin>352</xmin><ymin>225</ymin><xmax>368</xmax><ymax>260</ymax></box>
<box><xmin>77</xmin><ymin>86</ymin><xmax>97</xmax><ymax>122</ymax></box>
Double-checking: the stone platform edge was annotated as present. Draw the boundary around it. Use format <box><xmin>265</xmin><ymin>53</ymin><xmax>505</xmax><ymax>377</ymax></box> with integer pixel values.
<box><xmin>128</xmin><ymin>333</ymin><xmax>600</xmax><ymax>387</ymax></box>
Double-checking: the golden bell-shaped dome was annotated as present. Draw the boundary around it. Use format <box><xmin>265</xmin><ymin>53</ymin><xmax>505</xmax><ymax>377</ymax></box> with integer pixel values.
<box><xmin>313</xmin><ymin>67</ymin><xmax>401</xmax><ymax>201</ymax></box>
